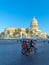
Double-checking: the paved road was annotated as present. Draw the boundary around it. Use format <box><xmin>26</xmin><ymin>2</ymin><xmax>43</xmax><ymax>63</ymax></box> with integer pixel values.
<box><xmin>0</xmin><ymin>40</ymin><xmax>49</xmax><ymax>65</ymax></box>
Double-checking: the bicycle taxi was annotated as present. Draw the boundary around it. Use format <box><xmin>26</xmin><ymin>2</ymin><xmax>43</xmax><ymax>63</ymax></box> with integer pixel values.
<box><xmin>21</xmin><ymin>38</ymin><xmax>37</xmax><ymax>56</ymax></box>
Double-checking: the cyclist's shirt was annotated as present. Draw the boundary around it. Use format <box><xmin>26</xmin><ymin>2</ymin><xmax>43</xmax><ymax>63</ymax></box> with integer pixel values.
<box><xmin>27</xmin><ymin>43</ymin><xmax>31</xmax><ymax>48</ymax></box>
<box><xmin>22</xmin><ymin>42</ymin><xmax>27</xmax><ymax>49</ymax></box>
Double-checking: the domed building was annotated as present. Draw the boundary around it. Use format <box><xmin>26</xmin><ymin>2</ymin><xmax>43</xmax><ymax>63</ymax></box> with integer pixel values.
<box><xmin>30</xmin><ymin>17</ymin><xmax>38</xmax><ymax>31</ymax></box>
<box><xmin>3</xmin><ymin>17</ymin><xmax>47</xmax><ymax>39</ymax></box>
<box><xmin>29</xmin><ymin>17</ymin><xmax>47</xmax><ymax>39</ymax></box>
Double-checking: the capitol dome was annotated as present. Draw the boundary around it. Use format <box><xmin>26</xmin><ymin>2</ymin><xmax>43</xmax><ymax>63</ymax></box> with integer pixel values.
<box><xmin>31</xmin><ymin>17</ymin><xmax>38</xmax><ymax>25</ymax></box>
<box><xmin>30</xmin><ymin>17</ymin><xmax>38</xmax><ymax>31</ymax></box>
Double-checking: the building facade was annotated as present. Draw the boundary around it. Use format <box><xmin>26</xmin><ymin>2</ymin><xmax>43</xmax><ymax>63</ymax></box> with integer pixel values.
<box><xmin>3</xmin><ymin>17</ymin><xmax>47</xmax><ymax>39</ymax></box>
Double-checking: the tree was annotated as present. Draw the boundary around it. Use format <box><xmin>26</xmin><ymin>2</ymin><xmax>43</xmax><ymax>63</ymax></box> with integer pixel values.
<box><xmin>25</xmin><ymin>28</ymin><xmax>29</xmax><ymax>34</ymax></box>
<box><xmin>30</xmin><ymin>31</ymin><xmax>33</xmax><ymax>34</ymax></box>
<box><xmin>7</xmin><ymin>30</ymin><xmax>10</xmax><ymax>35</ymax></box>
<box><xmin>47</xmin><ymin>35</ymin><xmax>49</xmax><ymax>38</ymax></box>
<box><xmin>13</xmin><ymin>28</ymin><xmax>21</xmax><ymax>38</ymax></box>
<box><xmin>0</xmin><ymin>33</ymin><xmax>2</xmax><ymax>39</ymax></box>
<box><xmin>1</xmin><ymin>32</ymin><xmax>5</xmax><ymax>39</ymax></box>
<box><xmin>15</xmin><ymin>29</ymin><xmax>17</xmax><ymax>32</ymax></box>
<box><xmin>14</xmin><ymin>29</ymin><xmax>18</xmax><ymax>35</ymax></box>
<box><xmin>18</xmin><ymin>28</ymin><xmax>21</xmax><ymax>32</ymax></box>
<box><xmin>13</xmin><ymin>32</ymin><xmax>18</xmax><ymax>37</ymax></box>
<box><xmin>1</xmin><ymin>32</ymin><xmax>4</xmax><ymax>35</ymax></box>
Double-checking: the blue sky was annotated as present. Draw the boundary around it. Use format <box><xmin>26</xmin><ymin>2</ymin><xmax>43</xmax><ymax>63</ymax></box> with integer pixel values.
<box><xmin>0</xmin><ymin>0</ymin><xmax>49</xmax><ymax>34</ymax></box>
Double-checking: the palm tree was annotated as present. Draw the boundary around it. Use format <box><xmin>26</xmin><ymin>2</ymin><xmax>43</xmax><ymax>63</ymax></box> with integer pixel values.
<box><xmin>13</xmin><ymin>32</ymin><xmax>18</xmax><ymax>38</ymax></box>
<box><xmin>14</xmin><ymin>29</ymin><xmax>18</xmax><ymax>35</ymax></box>
<box><xmin>1</xmin><ymin>32</ymin><xmax>4</xmax><ymax>35</ymax></box>
<box><xmin>6</xmin><ymin>30</ymin><xmax>10</xmax><ymax>39</ymax></box>
<box><xmin>13</xmin><ymin>28</ymin><xmax>21</xmax><ymax>38</ymax></box>
<box><xmin>25</xmin><ymin>28</ymin><xmax>29</xmax><ymax>34</ymax></box>
<box><xmin>7</xmin><ymin>30</ymin><xmax>10</xmax><ymax>35</ymax></box>
<box><xmin>17</xmin><ymin>28</ymin><xmax>22</xmax><ymax>38</ymax></box>
<box><xmin>46</xmin><ymin>34</ymin><xmax>49</xmax><ymax>38</ymax></box>
<box><xmin>15</xmin><ymin>29</ymin><xmax>17</xmax><ymax>32</ymax></box>
<box><xmin>30</xmin><ymin>30</ymin><xmax>33</xmax><ymax>34</ymax></box>
<box><xmin>1</xmin><ymin>32</ymin><xmax>5</xmax><ymax>39</ymax></box>
<box><xmin>18</xmin><ymin>28</ymin><xmax>21</xmax><ymax>32</ymax></box>
<box><xmin>14</xmin><ymin>28</ymin><xmax>21</xmax><ymax>35</ymax></box>
<box><xmin>0</xmin><ymin>33</ymin><xmax>2</xmax><ymax>39</ymax></box>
